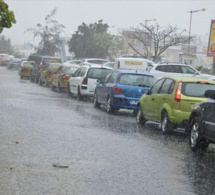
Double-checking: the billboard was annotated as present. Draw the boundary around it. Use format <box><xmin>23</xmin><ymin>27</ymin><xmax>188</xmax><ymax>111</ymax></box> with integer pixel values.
<box><xmin>207</xmin><ymin>20</ymin><xmax>215</xmax><ymax>57</ymax></box>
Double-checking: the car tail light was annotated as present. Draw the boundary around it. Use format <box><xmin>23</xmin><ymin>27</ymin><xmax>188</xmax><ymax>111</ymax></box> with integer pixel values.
<box><xmin>112</xmin><ymin>86</ymin><xmax>123</xmax><ymax>94</ymax></box>
<box><xmin>62</xmin><ymin>75</ymin><xmax>69</xmax><ymax>80</ymax></box>
<box><xmin>174</xmin><ymin>81</ymin><xmax>182</xmax><ymax>102</ymax></box>
<box><xmin>82</xmin><ymin>77</ymin><xmax>88</xmax><ymax>85</ymax></box>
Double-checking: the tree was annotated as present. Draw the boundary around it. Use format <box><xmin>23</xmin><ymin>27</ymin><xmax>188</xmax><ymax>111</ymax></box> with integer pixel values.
<box><xmin>0</xmin><ymin>35</ymin><xmax>14</xmax><ymax>54</ymax></box>
<box><xmin>25</xmin><ymin>8</ymin><xmax>65</xmax><ymax>56</ymax></box>
<box><xmin>68</xmin><ymin>20</ymin><xmax>116</xmax><ymax>59</ymax></box>
<box><xmin>123</xmin><ymin>23</ymin><xmax>191</xmax><ymax>62</ymax></box>
<box><xmin>0</xmin><ymin>0</ymin><xmax>16</xmax><ymax>34</ymax></box>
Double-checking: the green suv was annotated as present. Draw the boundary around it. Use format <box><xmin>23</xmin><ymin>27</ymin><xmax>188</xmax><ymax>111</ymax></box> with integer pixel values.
<box><xmin>136</xmin><ymin>76</ymin><xmax>215</xmax><ymax>134</ymax></box>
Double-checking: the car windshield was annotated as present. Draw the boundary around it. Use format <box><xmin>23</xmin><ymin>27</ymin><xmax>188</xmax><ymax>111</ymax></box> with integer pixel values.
<box><xmin>182</xmin><ymin>82</ymin><xmax>215</xmax><ymax>97</ymax></box>
<box><xmin>119</xmin><ymin>73</ymin><xmax>154</xmax><ymax>87</ymax></box>
<box><xmin>87</xmin><ymin>68</ymin><xmax>112</xmax><ymax>79</ymax></box>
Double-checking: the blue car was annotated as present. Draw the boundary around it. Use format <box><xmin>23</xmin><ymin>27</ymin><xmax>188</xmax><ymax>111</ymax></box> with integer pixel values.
<box><xmin>93</xmin><ymin>69</ymin><xmax>155</xmax><ymax>114</ymax></box>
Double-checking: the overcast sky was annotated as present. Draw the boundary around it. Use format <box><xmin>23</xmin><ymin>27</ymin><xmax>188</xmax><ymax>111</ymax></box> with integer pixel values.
<box><xmin>2</xmin><ymin>0</ymin><xmax>215</xmax><ymax>45</ymax></box>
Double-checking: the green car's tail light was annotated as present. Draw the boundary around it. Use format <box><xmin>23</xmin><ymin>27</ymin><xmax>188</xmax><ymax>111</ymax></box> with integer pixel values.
<box><xmin>112</xmin><ymin>86</ymin><xmax>123</xmax><ymax>94</ymax></box>
<box><xmin>175</xmin><ymin>81</ymin><xmax>182</xmax><ymax>102</ymax></box>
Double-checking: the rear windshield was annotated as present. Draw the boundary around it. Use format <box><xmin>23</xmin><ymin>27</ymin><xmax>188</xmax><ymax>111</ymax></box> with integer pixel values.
<box><xmin>63</xmin><ymin>67</ymin><xmax>79</xmax><ymax>74</ymax></box>
<box><xmin>87</xmin><ymin>68</ymin><xmax>112</xmax><ymax>79</ymax></box>
<box><xmin>119</xmin><ymin>74</ymin><xmax>154</xmax><ymax>87</ymax></box>
<box><xmin>22</xmin><ymin>61</ymin><xmax>34</xmax><ymax>66</ymax></box>
<box><xmin>182</xmin><ymin>82</ymin><xmax>215</xmax><ymax>97</ymax></box>
<box><xmin>43</xmin><ymin>58</ymin><xmax>62</xmax><ymax>66</ymax></box>
<box><xmin>87</xmin><ymin>60</ymin><xmax>108</xmax><ymax>65</ymax></box>
<box><xmin>50</xmin><ymin>63</ymin><xmax>61</xmax><ymax>69</ymax></box>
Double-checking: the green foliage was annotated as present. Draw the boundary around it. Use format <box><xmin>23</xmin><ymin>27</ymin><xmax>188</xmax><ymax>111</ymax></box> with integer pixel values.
<box><xmin>0</xmin><ymin>0</ymin><xmax>16</xmax><ymax>33</ymax></box>
<box><xmin>0</xmin><ymin>35</ymin><xmax>14</xmax><ymax>53</ymax></box>
<box><xmin>196</xmin><ymin>66</ymin><xmax>203</xmax><ymax>71</ymax></box>
<box><xmin>25</xmin><ymin>8</ymin><xmax>65</xmax><ymax>56</ymax></box>
<box><xmin>68</xmin><ymin>20</ymin><xmax>118</xmax><ymax>59</ymax></box>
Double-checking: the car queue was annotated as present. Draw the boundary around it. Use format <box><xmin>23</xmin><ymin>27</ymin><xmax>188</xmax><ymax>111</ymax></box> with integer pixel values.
<box><xmin>12</xmin><ymin>55</ymin><xmax>215</xmax><ymax>153</ymax></box>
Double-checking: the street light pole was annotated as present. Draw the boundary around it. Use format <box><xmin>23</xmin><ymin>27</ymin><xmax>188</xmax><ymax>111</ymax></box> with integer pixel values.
<box><xmin>144</xmin><ymin>19</ymin><xmax>156</xmax><ymax>26</ymax></box>
<box><xmin>187</xmin><ymin>8</ymin><xmax>206</xmax><ymax>54</ymax></box>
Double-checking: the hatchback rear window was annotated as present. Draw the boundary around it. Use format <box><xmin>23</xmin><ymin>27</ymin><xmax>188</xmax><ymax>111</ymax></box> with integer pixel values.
<box><xmin>119</xmin><ymin>74</ymin><xmax>154</xmax><ymax>87</ymax></box>
<box><xmin>182</xmin><ymin>83</ymin><xmax>215</xmax><ymax>97</ymax></box>
<box><xmin>87</xmin><ymin>68</ymin><xmax>112</xmax><ymax>79</ymax></box>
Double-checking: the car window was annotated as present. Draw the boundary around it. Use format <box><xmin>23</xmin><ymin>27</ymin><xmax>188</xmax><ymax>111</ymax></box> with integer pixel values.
<box><xmin>22</xmin><ymin>61</ymin><xmax>33</xmax><ymax>66</ymax></box>
<box><xmin>63</xmin><ymin>67</ymin><xmax>78</xmax><ymax>74</ymax></box>
<box><xmin>135</xmin><ymin>75</ymin><xmax>154</xmax><ymax>87</ymax></box>
<box><xmin>103</xmin><ymin>72</ymin><xmax>112</xmax><ymax>83</ymax></box>
<box><xmin>87</xmin><ymin>60</ymin><xmax>108</xmax><ymax>64</ymax></box>
<box><xmin>159</xmin><ymin>78</ymin><xmax>174</xmax><ymax>94</ymax></box>
<box><xmin>182</xmin><ymin>83</ymin><xmax>215</xmax><ymax>97</ymax></box>
<box><xmin>87</xmin><ymin>68</ymin><xmax>112</xmax><ymax>79</ymax></box>
<box><xmin>146</xmin><ymin>64</ymin><xmax>154</xmax><ymax>71</ymax></box>
<box><xmin>56</xmin><ymin>66</ymin><xmax>63</xmax><ymax>73</ymax></box>
<box><xmin>107</xmin><ymin>72</ymin><xmax>117</xmax><ymax>83</ymax></box>
<box><xmin>155</xmin><ymin>65</ymin><xmax>168</xmax><ymax>72</ymax></box>
<box><xmin>150</xmin><ymin>78</ymin><xmax>165</xmax><ymax>94</ymax></box>
<box><xmin>73</xmin><ymin>68</ymin><xmax>81</xmax><ymax>77</ymax></box>
<box><xmin>181</xmin><ymin>66</ymin><xmax>199</xmax><ymax>74</ymax></box>
<box><xmin>119</xmin><ymin>74</ymin><xmax>154</xmax><ymax>86</ymax></box>
<box><xmin>79</xmin><ymin>67</ymin><xmax>87</xmax><ymax>77</ymax></box>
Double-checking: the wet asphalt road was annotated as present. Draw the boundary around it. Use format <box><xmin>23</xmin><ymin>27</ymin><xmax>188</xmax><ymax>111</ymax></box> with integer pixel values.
<box><xmin>1</xmin><ymin>67</ymin><xmax>215</xmax><ymax>195</ymax></box>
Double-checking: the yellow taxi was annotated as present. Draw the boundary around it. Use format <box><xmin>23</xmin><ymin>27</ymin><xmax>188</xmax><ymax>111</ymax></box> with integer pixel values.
<box><xmin>19</xmin><ymin>61</ymin><xmax>34</xmax><ymax>79</ymax></box>
<box><xmin>39</xmin><ymin>63</ymin><xmax>62</xmax><ymax>87</ymax></box>
<box><xmin>51</xmin><ymin>64</ymin><xmax>80</xmax><ymax>92</ymax></box>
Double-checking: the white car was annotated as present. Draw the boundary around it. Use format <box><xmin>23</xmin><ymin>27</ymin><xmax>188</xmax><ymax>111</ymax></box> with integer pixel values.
<box><xmin>80</xmin><ymin>58</ymin><xmax>109</xmax><ymax>66</ymax></box>
<box><xmin>146</xmin><ymin>63</ymin><xmax>215</xmax><ymax>81</ymax></box>
<box><xmin>68</xmin><ymin>65</ymin><xmax>113</xmax><ymax>100</ymax></box>
<box><xmin>62</xmin><ymin>60</ymin><xmax>81</xmax><ymax>65</ymax></box>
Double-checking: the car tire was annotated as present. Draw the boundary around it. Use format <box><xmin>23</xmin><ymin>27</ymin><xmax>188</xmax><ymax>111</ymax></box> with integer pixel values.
<box><xmin>58</xmin><ymin>82</ymin><xmax>62</xmax><ymax>93</ymax></box>
<box><xmin>107</xmin><ymin>96</ymin><xmax>115</xmax><ymax>114</ymax></box>
<box><xmin>30</xmin><ymin>76</ymin><xmax>34</xmax><ymax>82</ymax></box>
<box><xmin>51</xmin><ymin>80</ymin><xmax>55</xmax><ymax>91</ymax></box>
<box><xmin>189</xmin><ymin>117</ymin><xmax>209</xmax><ymax>152</ymax></box>
<box><xmin>93</xmin><ymin>92</ymin><xmax>100</xmax><ymax>108</ymax></box>
<box><xmin>77</xmin><ymin>87</ymin><xmax>83</xmax><ymax>101</ymax></box>
<box><xmin>45</xmin><ymin>78</ymin><xmax>49</xmax><ymax>87</ymax></box>
<box><xmin>67</xmin><ymin>83</ymin><xmax>72</xmax><ymax>97</ymax></box>
<box><xmin>39</xmin><ymin>78</ymin><xmax>43</xmax><ymax>86</ymax></box>
<box><xmin>161</xmin><ymin>110</ymin><xmax>171</xmax><ymax>134</ymax></box>
<box><xmin>136</xmin><ymin>105</ymin><xmax>146</xmax><ymax>125</ymax></box>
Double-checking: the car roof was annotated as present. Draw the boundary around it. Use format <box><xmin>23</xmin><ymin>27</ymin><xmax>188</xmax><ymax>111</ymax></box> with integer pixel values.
<box><xmin>154</xmin><ymin>63</ymin><xmax>189</xmax><ymax>67</ymax></box>
<box><xmin>80</xmin><ymin>64</ymin><xmax>113</xmax><ymax>69</ymax></box>
<box><xmin>113</xmin><ymin>69</ymin><xmax>154</xmax><ymax>76</ymax></box>
<box><xmin>60</xmin><ymin>64</ymin><xmax>80</xmax><ymax>68</ymax></box>
<box><xmin>160</xmin><ymin>75</ymin><xmax>215</xmax><ymax>83</ymax></box>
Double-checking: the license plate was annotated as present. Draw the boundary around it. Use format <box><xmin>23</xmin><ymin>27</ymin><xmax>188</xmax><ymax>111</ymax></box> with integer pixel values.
<box><xmin>130</xmin><ymin>100</ymin><xmax>137</xmax><ymax>105</ymax></box>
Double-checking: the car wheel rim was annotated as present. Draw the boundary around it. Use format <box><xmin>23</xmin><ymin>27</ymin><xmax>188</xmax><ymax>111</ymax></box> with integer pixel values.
<box><xmin>162</xmin><ymin>114</ymin><xmax>167</xmax><ymax>132</ymax></box>
<box><xmin>190</xmin><ymin>122</ymin><xmax>199</xmax><ymax>147</ymax></box>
